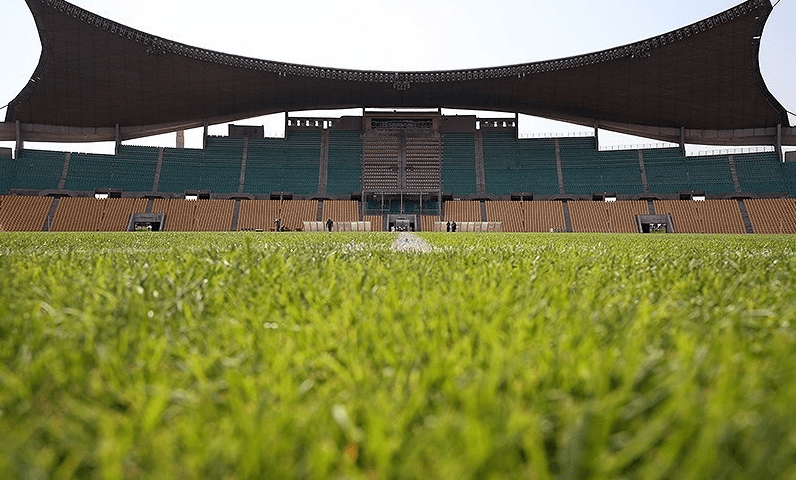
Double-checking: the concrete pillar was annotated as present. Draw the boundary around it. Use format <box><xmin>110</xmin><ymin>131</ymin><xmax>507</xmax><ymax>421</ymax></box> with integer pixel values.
<box><xmin>176</xmin><ymin>130</ymin><xmax>185</xmax><ymax>148</ymax></box>
<box><xmin>15</xmin><ymin>120</ymin><xmax>23</xmax><ymax>156</ymax></box>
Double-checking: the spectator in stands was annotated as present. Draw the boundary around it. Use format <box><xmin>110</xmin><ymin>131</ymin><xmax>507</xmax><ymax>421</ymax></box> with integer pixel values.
<box><xmin>452</xmin><ymin>221</ymin><xmax>457</xmax><ymax>232</ymax></box>
<box><xmin>326</xmin><ymin>218</ymin><xmax>334</xmax><ymax>232</ymax></box>
<box><xmin>446</xmin><ymin>221</ymin><xmax>451</xmax><ymax>232</ymax></box>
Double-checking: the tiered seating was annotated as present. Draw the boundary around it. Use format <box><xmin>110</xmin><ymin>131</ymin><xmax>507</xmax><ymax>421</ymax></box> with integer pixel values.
<box><xmin>516</xmin><ymin>138</ymin><xmax>560</xmax><ymax>195</ymax></box>
<box><xmin>654</xmin><ymin>200</ymin><xmax>745</xmax><ymax>233</ymax></box>
<box><xmin>683</xmin><ymin>155</ymin><xmax>735</xmax><ymax>194</ymax></box>
<box><xmin>644</xmin><ymin>149</ymin><xmax>734</xmax><ymax>194</ymax></box>
<box><xmin>152</xmin><ymin>199</ymin><xmax>234</xmax><ymax>231</ymax></box>
<box><xmin>597</xmin><ymin>150</ymin><xmax>644</xmax><ymax>194</ymax></box>
<box><xmin>64</xmin><ymin>146</ymin><xmax>160</xmax><ymax>192</ymax></box>
<box><xmin>279</xmin><ymin>200</ymin><xmax>319</xmax><ymax>231</ymax></box>
<box><xmin>782</xmin><ymin>162</ymin><xmax>796</xmax><ymax>196</ymax></box>
<box><xmin>279</xmin><ymin>131</ymin><xmax>321</xmax><ymax>195</ymax></box>
<box><xmin>201</xmin><ymin>137</ymin><xmax>244</xmax><ymax>193</ymax></box>
<box><xmin>442</xmin><ymin>133</ymin><xmax>477</xmax><ymax>195</ymax></box>
<box><xmin>525</xmin><ymin>201</ymin><xmax>566</xmax><ymax>232</ymax></box>
<box><xmin>482</xmin><ymin>132</ymin><xmax>518</xmax><ymax>195</ymax></box>
<box><xmin>485</xmin><ymin>201</ymin><xmax>524</xmax><ymax>232</ymax></box>
<box><xmin>237</xmin><ymin>200</ymin><xmax>281</xmax><ymax>231</ymax></box>
<box><xmin>0</xmin><ymin>195</ymin><xmax>52</xmax><ymax>231</ymax></box>
<box><xmin>643</xmin><ymin>148</ymin><xmax>692</xmax><ymax>193</ymax></box>
<box><xmin>322</xmin><ymin>200</ymin><xmax>359</xmax><ymax>222</ymax></box>
<box><xmin>0</xmin><ymin>159</ymin><xmax>12</xmax><ymax>194</ymax></box>
<box><xmin>245</xmin><ymin>132</ymin><xmax>320</xmax><ymax>195</ymax></box>
<box><xmin>9</xmin><ymin>150</ymin><xmax>66</xmax><ymax>190</ymax></box>
<box><xmin>113</xmin><ymin>146</ymin><xmax>159</xmax><ymax>192</ymax></box>
<box><xmin>405</xmin><ymin>135</ymin><xmax>442</xmax><ymax>191</ymax></box>
<box><xmin>419</xmin><ymin>215</ymin><xmax>438</xmax><ymax>232</ymax></box>
<box><xmin>158</xmin><ymin>148</ymin><xmax>206</xmax><ymax>193</ymax></box>
<box><xmin>734</xmin><ymin>152</ymin><xmax>786</xmax><ymax>193</ymax></box>
<box><xmin>327</xmin><ymin>131</ymin><xmax>362</xmax><ymax>194</ymax></box>
<box><xmin>559</xmin><ymin>138</ymin><xmax>641</xmax><ymax>195</ymax></box>
<box><xmin>158</xmin><ymin>138</ymin><xmax>243</xmax><ymax>193</ymax></box>
<box><xmin>362</xmin><ymin>134</ymin><xmax>400</xmax><ymax>191</ymax></box>
<box><xmin>444</xmin><ymin>201</ymin><xmax>481</xmax><ymax>222</ymax></box>
<box><xmin>745</xmin><ymin>199</ymin><xmax>796</xmax><ymax>234</ymax></box>
<box><xmin>569</xmin><ymin>200</ymin><xmax>649</xmax><ymax>233</ymax></box>
<box><xmin>363</xmin><ymin>215</ymin><xmax>384</xmax><ymax>231</ymax></box>
<box><xmin>50</xmin><ymin>198</ymin><xmax>147</xmax><ymax>231</ymax></box>
<box><xmin>559</xmin><ymin>137</ymin><xmax>600</xmax><ymax>195</ymax></box>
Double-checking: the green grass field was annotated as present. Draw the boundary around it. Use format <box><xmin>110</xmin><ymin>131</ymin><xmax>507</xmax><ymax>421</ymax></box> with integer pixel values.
<box><xmin>2</xmin><ymin>232</ymin><xmax>796</xmax><ymax>479</ymax></box>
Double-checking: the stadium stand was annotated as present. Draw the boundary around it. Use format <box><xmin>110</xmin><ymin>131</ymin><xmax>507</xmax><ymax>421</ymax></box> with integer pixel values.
<box><xmin>568</xmin><ymin>200</ymin><xmax>650</xmax><ymax>233</ymax></box>
<box><xmin>744</xmin><ymin>198</ymin><xmax>796</xmax><ymax>234</ymax></box>
<box><xmin>237</xmin><ymin>200</ymin><xmax>281</xmax><ymax>231</ymax></box>
<box><xmin>733</xmin><ymin>152</ymin><xmax>786</xmax><ymax>194</ymax></box>
<box><xmin>0</xmin><ymin>195</ymin><xmax>52</xmax><ymax>231</ymax></box>
<box><xmin>654</xmin><ymin>200</ymin><xmax>745</xmax><ymax>233</ymax></box>
<box><xmin>327</xmin><ymin>131</ymin><xmax>362</xmax><ymax>195</ymax></box>
<box><xmin>515</xmin><ymin>137</ymin><xmax>560</xmax><ymax>196</ymax></box>
<box><xmin>279</xmin><ymin>200</ymin><xmax>319</xmax><ymax>231</ymax></box>
<box><xmin>363</xmin><ymin>215</ymin><xmax>385</xmax><ymax>231</ymax></box>
<box><xmin>419</xmin><ymin>215</ymin><xmax>438</xmax><ymax>232</ymax></box>
<box><xmin>405</xmin><ymin>135</ymin><xmax>442</xmax><ymax>191</ymax></box>
<box><xmin>9</xmin><ymin>150</ymin><xmax>66</xmax><ymax>191</ymax></box>
<box><xmin>644</xmin><ymin>149</ymin><xmax>735</xmax><ymax>194</ymax></box>
<box><xmin>482</xmin><ymin>131</ymin><xmax>519</xmax><ymax>195</ymax></box>
<box><xmin>50</xmin><ymin>198</ymin><xmax>148</xmax><ymax>231</ymax></box>
<box><xmin>245</xmin><ymin>132</ymin><xmax>320</xmax><ymax>195</ymax></box>
<box><xmin>322</xmin><ymin>200</ymin><xmax>359</xmax><ymax>223</ymax></box>
<box><xmin>524</xmin><ymin>201</ymin><xmax>567</xmax><ymax>232</ymax></box>
<box><xmin>559</xmin><ymin>137</ymin><xmax>644</xmax><ymax>195</ymax></box>
<box><xmin>362</xmin><ymin>134</ymin><xmax>400</xmax><ymax>191</ymax></box>
<box><xmin>152</xmin><ymin>199</ymin><xmax>235</xmax><ymax>231</ymax></box>
<box><xmin>485</xmin><ymin>201</ymin><xmax>524</xmax><ymax>232</ymax></box>
<box><xmin>158</xmin><ymin>138</ymin><xmax>243</xmax><ymax>194</ymax></box>
<box><xmin>442</xmin><ymin>133</ymin><xmax>477</xmax><ymax>195</ymax></box>
<box><xmin>444</xmin><ymin>201</ymin><xmax>481</xmax><ymax>222</ymax></box>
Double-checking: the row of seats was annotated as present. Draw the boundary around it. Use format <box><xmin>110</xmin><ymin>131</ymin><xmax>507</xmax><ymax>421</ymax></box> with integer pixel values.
<box><xmin>2</xmin><ymin>136</ymin><xmax>791</xmax><ymax>198</ymax></box>
<box><xmin>0</xmin><ymin>195</ymin><xmax>793</xmax><ymax>234</ymax></box>
<box><xmin>51</xmin><ymin>197</ymin><xmax>148</xmax><ymax>232</ymax></box>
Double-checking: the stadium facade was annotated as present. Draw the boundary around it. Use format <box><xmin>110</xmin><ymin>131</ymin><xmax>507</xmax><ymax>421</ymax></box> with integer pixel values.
<box><xmin>1</xmin><ymin>0</ymin><xmax>795</xmax><ymax>233</ymax></box>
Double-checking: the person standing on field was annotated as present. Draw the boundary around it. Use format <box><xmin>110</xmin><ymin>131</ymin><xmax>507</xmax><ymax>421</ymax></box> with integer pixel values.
<box><xmin>326</xmin><ymin>218</ymin><xmax>334</xmax><ymax>232</ymax></box>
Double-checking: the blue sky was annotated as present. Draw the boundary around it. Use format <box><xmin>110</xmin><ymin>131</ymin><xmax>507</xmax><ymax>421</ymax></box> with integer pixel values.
<box><xmin>1</xmin><ymin>0</ymin><xmax>793</xmax><ymax>153</ymax></box>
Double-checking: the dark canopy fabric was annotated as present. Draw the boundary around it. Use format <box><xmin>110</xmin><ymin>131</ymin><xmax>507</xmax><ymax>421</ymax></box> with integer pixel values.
<box><xmin>2</xmin><ymin>0</ymin><xmax>791</xmax><ymax>143</ymax></box>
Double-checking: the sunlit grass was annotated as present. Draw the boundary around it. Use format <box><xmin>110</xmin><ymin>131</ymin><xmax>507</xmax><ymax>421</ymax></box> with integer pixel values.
<box><xmin>1</xmin><ymin>232</ymin><xmax>796</xmax><ymax>479</ymax></box>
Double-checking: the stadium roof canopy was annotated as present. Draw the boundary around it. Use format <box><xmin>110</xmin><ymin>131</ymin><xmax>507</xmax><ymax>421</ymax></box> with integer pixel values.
<box><xmin>1</xmin><ymin>0</ymin><xmax>793</xmax><ymax>146</ymax></box>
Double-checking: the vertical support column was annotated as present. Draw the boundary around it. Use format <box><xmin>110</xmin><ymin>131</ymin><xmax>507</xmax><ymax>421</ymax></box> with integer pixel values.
<box><xmin>176</xmin><ymin>131</ymin><xmax>185</xmax><ymax>149</ymax></box>
<box><xmin>555</xmin><ymin>138</ymin><xmax>565</xmax><ymax>195</ymax></box>
<box><xmin>594</xmin><ymin>121</ymin><xmax>600</xmax><ymax>151</ymax></box>
<box><xmin>15</xmin><ymin>120</ymin><xmax>23</xmax><ymax>156</ymax></box>
<box><xmin>115</xmin><ymin>124</ymin><xmax>121</xmax><ymax>155</ymax></box>
<box><xmin>238</xmin><ymin>137</ymin><xmax>248</xmax><ymax>194</ymax></box>
<box><xmin>202</xmin><ymin>119</ymin><xmax>209</xmax><ymax>149</ymax></box>
<box><xmin>777</xmin><ymin>124</ymin><xmax>783</xmax><ymax>163</ymax></box>
<box><xmin>679</xmin><ymin>126</ymin><xmax>686</xmax><ymax>156</ymax></box>
<box><xmin>474</xmin><ymin>130</ymin><xmax>486</xmax><ymax>195</ymax></box>
<box><xmin>638</xmin><ymin>150</ymin><xmax>650</xmax><ymax>194</ymax></box>
<box><xmin>318</xmin><ymin>129</ymin><xmax>329</xmax><ymax>195</ymax></box>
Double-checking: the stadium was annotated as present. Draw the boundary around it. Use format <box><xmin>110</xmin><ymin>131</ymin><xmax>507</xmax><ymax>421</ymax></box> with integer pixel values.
<box><xmin>1</xmin><ymin>0</ymin><xmax>794</xmax><ymax>233</ymax></box>
<box><xmin>3</xmin><ymin>1</ymin><xmax>796</xmax><ymax>478</ymax></box>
